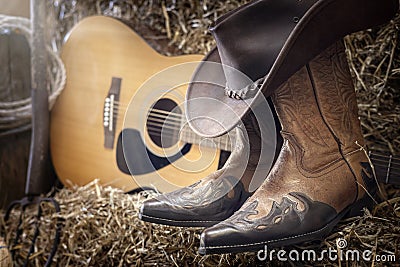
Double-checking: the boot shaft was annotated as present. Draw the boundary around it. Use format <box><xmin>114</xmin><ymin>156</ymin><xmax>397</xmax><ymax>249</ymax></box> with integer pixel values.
<box><xmin>271</xmin><ymin>41</ymin><xmax>375</xmax><ymax>202</ymax></box>
<box><xmin>272</xmin><ymin>41</ymin><xmax>365</xmax><ymax>170</ymax></box>
<box><xmin>307</xmin><ymin>41</ymin><xmax>365</xmax><ymax>152</ymax></box>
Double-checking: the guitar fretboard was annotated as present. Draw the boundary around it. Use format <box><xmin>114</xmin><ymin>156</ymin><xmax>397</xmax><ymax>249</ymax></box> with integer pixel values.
<box><xmin>369</xmin><ymin>151</ymin><xmax>400</xmax><ymax>185</ymax></box>
<box><xmin>179</xmin><ymin>124</ymin><xmax>236</xmax><ymax>152</ymax></box>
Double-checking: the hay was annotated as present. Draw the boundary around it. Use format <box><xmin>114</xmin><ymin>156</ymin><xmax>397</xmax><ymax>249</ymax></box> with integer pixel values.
<box><xmin>0</xmin><ymin>1</ymin><xmax>399</xmax><ymax>266</ymax></box>
<box><xmin>0</xmin><ymin>237</ymin><xmax>12</xmax><ymax>267</ymax></box>
<box><xmin>345</xmin><ymin>16</ymin><xmax>400</xmax><ymax>155</ymax></box>
<box><xmin>0</xmin><ymin>180</ymin><xmax>399</xmax><ymax>266</ymax></box>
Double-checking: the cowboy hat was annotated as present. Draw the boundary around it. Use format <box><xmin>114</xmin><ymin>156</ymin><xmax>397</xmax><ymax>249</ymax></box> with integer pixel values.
<box><xmin>185</xmin><ymin>0</ymin><xmax>398</xmax><ymax>137</ymax></box>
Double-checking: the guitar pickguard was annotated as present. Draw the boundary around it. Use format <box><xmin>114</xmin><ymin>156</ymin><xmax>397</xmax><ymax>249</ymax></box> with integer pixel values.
<box><xmin>116</xmin><ymin>128</ymin><xmax>191</xmax><ymax>175</ymax></box>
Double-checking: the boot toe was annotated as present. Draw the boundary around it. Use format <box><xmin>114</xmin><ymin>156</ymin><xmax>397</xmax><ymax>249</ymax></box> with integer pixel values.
<box><xmin>139</xmin><ymin>198</ymin><xmax>193</xmax><ymax>226</ymax></box>
<box><xmin>139</xmin><ymin>176</ymin><xmax>252</xmax><ymax>227</ymax></box>
<box><xmin>139</xmin><ymin>197</ymin><xmax>222</xmax><ymax>227</ymax></box>
<box><xmin>139</xmin><ymin>198</ymin><xmax>167</xmax><ymax>221</ymax></box>
<box><xmin>199</xmin><ymin>223</ymin><xmax>243</xmax><ymax>255</ymax></box>
<box><xmin>198</xmin><ymin>194</ymin><xmax>341</xmax><ymax>254</ymax></box>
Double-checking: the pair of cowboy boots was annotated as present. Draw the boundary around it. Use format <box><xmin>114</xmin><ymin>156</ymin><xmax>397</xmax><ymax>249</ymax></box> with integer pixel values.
<box><xmin>140</xmin><ymin>0</ymin><xmax>398</xmax><ymax>254</ymax></box>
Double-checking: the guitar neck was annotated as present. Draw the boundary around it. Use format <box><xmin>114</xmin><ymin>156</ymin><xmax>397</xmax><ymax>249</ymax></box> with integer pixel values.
<box><xmin>369</xmin><ymin>151</ymin><xmax>400</xmax><ymax>185</ymax></box>
<box><xmin>179</xmin><ymin>124</ymin><xmax>235</xmax><ymax>152</ymax></box>
<box><xmin>178</xmin><ymin>125</ymin><xmax>400</xmax><ymax>184</ymax></box>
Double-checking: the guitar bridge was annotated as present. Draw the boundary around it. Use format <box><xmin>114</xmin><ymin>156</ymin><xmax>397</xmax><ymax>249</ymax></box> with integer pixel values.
<box><xmin>103</xmin><ymin>77</ymin><xmax>122</xmax><ymax>149</ymax></box>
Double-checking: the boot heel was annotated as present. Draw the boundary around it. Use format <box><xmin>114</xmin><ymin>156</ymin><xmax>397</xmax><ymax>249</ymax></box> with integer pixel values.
<box><xmin>345</xmin><ymin>194</ymin><xmax>375</xmax><ymax>218</ymax></box>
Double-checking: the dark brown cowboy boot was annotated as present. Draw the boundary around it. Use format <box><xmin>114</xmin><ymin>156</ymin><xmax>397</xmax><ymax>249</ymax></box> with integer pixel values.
<box><xmin>199</xmin><ymin>41</ymin><xmax>376</xmax><ymax>254</ymax></box>
<box><xmin>139</xmin><ymin>109</ymin><xmax>282</xmax><ymax>227</ymax></box>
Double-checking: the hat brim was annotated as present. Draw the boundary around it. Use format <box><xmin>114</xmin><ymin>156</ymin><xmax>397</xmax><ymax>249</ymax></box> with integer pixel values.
<box><xmin>185</xmin><ymin>47</ymin><xmax>260</xmax><ymax>138</ymax></box>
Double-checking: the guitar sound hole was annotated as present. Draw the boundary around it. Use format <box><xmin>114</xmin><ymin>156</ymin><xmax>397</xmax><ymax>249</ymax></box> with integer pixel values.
<box><xmin>146</xmin><ymin>98</ymin><xmax>182</xmax><ymax>149</ymax></box>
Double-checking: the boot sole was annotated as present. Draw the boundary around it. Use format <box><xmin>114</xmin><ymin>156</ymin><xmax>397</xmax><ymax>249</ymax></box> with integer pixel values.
<box><xmin>139</xmin><ymin>211</ymin><xmax>219</xmax><ymax>228</ymax></box>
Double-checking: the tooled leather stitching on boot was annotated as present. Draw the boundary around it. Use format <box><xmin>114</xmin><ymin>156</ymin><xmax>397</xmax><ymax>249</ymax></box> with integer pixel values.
<box><xmin>307</xmin><ymin>41</ymin><xmax>372</xmax><ymax>200</ymax></box>
<box><xmin>308</xmin><ymin>42</ymin><xmax>364</xmax><ymax>151</ymax></box>
<box><xmin>271</xmin><ymin>65</ymin><xmax>343</xmax><ymax>175</ymax></box>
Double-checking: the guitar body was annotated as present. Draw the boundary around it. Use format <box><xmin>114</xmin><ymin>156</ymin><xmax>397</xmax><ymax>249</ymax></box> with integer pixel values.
<box><xmin>50</xmin><ymin>16</ymin><xmax>224</xmax><ymax>193</ymax></box>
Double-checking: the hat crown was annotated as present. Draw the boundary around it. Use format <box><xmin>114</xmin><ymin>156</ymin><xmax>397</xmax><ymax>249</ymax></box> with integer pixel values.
<box><xmin>210</xmin><ymin>0</ymin><xmax>317</xmax><ymax>92</ymax></box>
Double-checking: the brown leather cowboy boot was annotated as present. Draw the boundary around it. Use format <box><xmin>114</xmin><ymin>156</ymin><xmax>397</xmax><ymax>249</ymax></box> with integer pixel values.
<box><xmin>139</xmin><ymin>109</ymin><xmax>282</xmax><ymax>227</ymax></box>
<box><xmin>199</xmin><ymin>41</ymin><xmax>376</xmax><ymax>254</ymax></box>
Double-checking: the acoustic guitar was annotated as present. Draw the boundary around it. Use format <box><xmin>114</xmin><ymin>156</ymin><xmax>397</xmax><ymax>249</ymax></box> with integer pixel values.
<box><xmin>51</xmin><ymin>16</ymin><xmax>399</xmax><ymax>194</ymax></box>
<box><xmin>50</xmin><ymin>16</ymin><xmax>233</xmax><ymax>193</ymax></box>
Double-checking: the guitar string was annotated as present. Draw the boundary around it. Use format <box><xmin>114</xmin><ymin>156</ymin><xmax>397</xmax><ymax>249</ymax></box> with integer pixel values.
<box><xmin>370</xmin><ymin>153</ymin><xmax>400</xmax><ymax>161</ymax></box>
<box><xmin>133</xmin><ymin>129</ymin><xmax>400</xmax><ymax>175</ymax></box>
<box><xmin>113</xmin><ymin>112</ymin><xmax>400</xmax><ymax>160</ymax></box>
<box><xmin>147</xmin><ymin>124</ymin><xmax>400</xmax><ymax>172</ymax></box>
<box><xmin>145</xmin><ymin>123</ymin><xmax>233</xmax><ymax>142</ymax></box>
<box><xmin>113</xmin><ymin>108</ymin><xmax>238</xmax><ymax>147</ymax></box>
<box><xmin>111</xmin><ymin>107</ymin><xmax>186</xmax><ymax>124</ymax></box>
<box><xmin>146</xmin><ymin>121</ymin><xmax>234</xmax><ymax>148</ymax></box>
<box><xmin>113</xmin><ymin>101</ymin><xmax>186</xmax><ymax>119</ymax></box>
<box><xmin>145</xmin><ymin>125</ymin><xmax>187</xmax><ymax>136</ymax></box>
<box><xmin>110</xmin><ymin>103</ymin><xmax>236</xmax><ymax>146</ymax></box>
<box><xmin>145</xmin><ymin>121</ymin><xmax>202</xmax><ymax>136</ymax></box>
<box><xmin>145</xmin><ymin>128</ymin><xmax>233</xmax><ymax>150</ymax></box>
<box><xmin>144</xmin><ymin>116</ymin><xmax>234</xmax><ymax>144</ymax></box>
<box><xmin>111</xmin><ymin>103</ymin><xmax>400</xmax><ymax>163</ymax></box>
<box><xmin>134</xmin><ymin>121</ymin><xmax>400</xmax><ymax>165</ymax></box>
<box><xmin>370</xmin><ymin>161</ymin><xmax>400</xmax><ymax>173</ymax></box>
<box><xmin>146</xmin><ymin>108</ymin><xmax>184</xmax><ymax>118</ymax></box>
<box><xmin>146</xmin><ymin>118</ymin><xmax>185</xmax><ymax>129</ymax></box>
<box><xmin>112</xmin><ymin>114</ymin><xmax>187</xmax><ymax>130</ymax></box>
<box><xmin>131</xmin><ymin>123</ymin><xmax>400</xmax><ymax>174</ymax></box>
<box><xmin>110</xmin><ymin>100</ymin><xmax>186</xmax><ymax>118</ymax></box>
<box><xmin>111</xmin><ymin>108</ymin><xmax>191</xmax><ymax>130</ymax></box>
<box><xmin>112</xmin><ymin>103</ymin><xmax>400</xmax><ymax>156</ymax></box>
<box><xmin>111</xmin><ymin>104</ymin><xmax>234</xmax><ymax>150</ymax></box>
<box><xmin>113</xmin><ymin>115</ymin><xmax>185</xmax><ymax>128</ymax></box>
<box><xmin>111</xmin><ymin>108</ymin><xmax>186</xmax><ymax>121</ymax></box>
<box><xmin>370</xmin><ymin>157</ymin><xmax>400</xmax><ymax>168</ymax></box>
<box><xmin>369</xmin><ymin>157</ymin><xmax>400</xmax><ymax>170</ymax></box>
<box><xmin>146</xmin><ymin>129</ymin><xmax>230</xmax><ymax>146</ymax></box>
<box><xmin>147</xmin><ymin>113</ymin><xmax>183</xmax><ymax>123</ymax></box>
